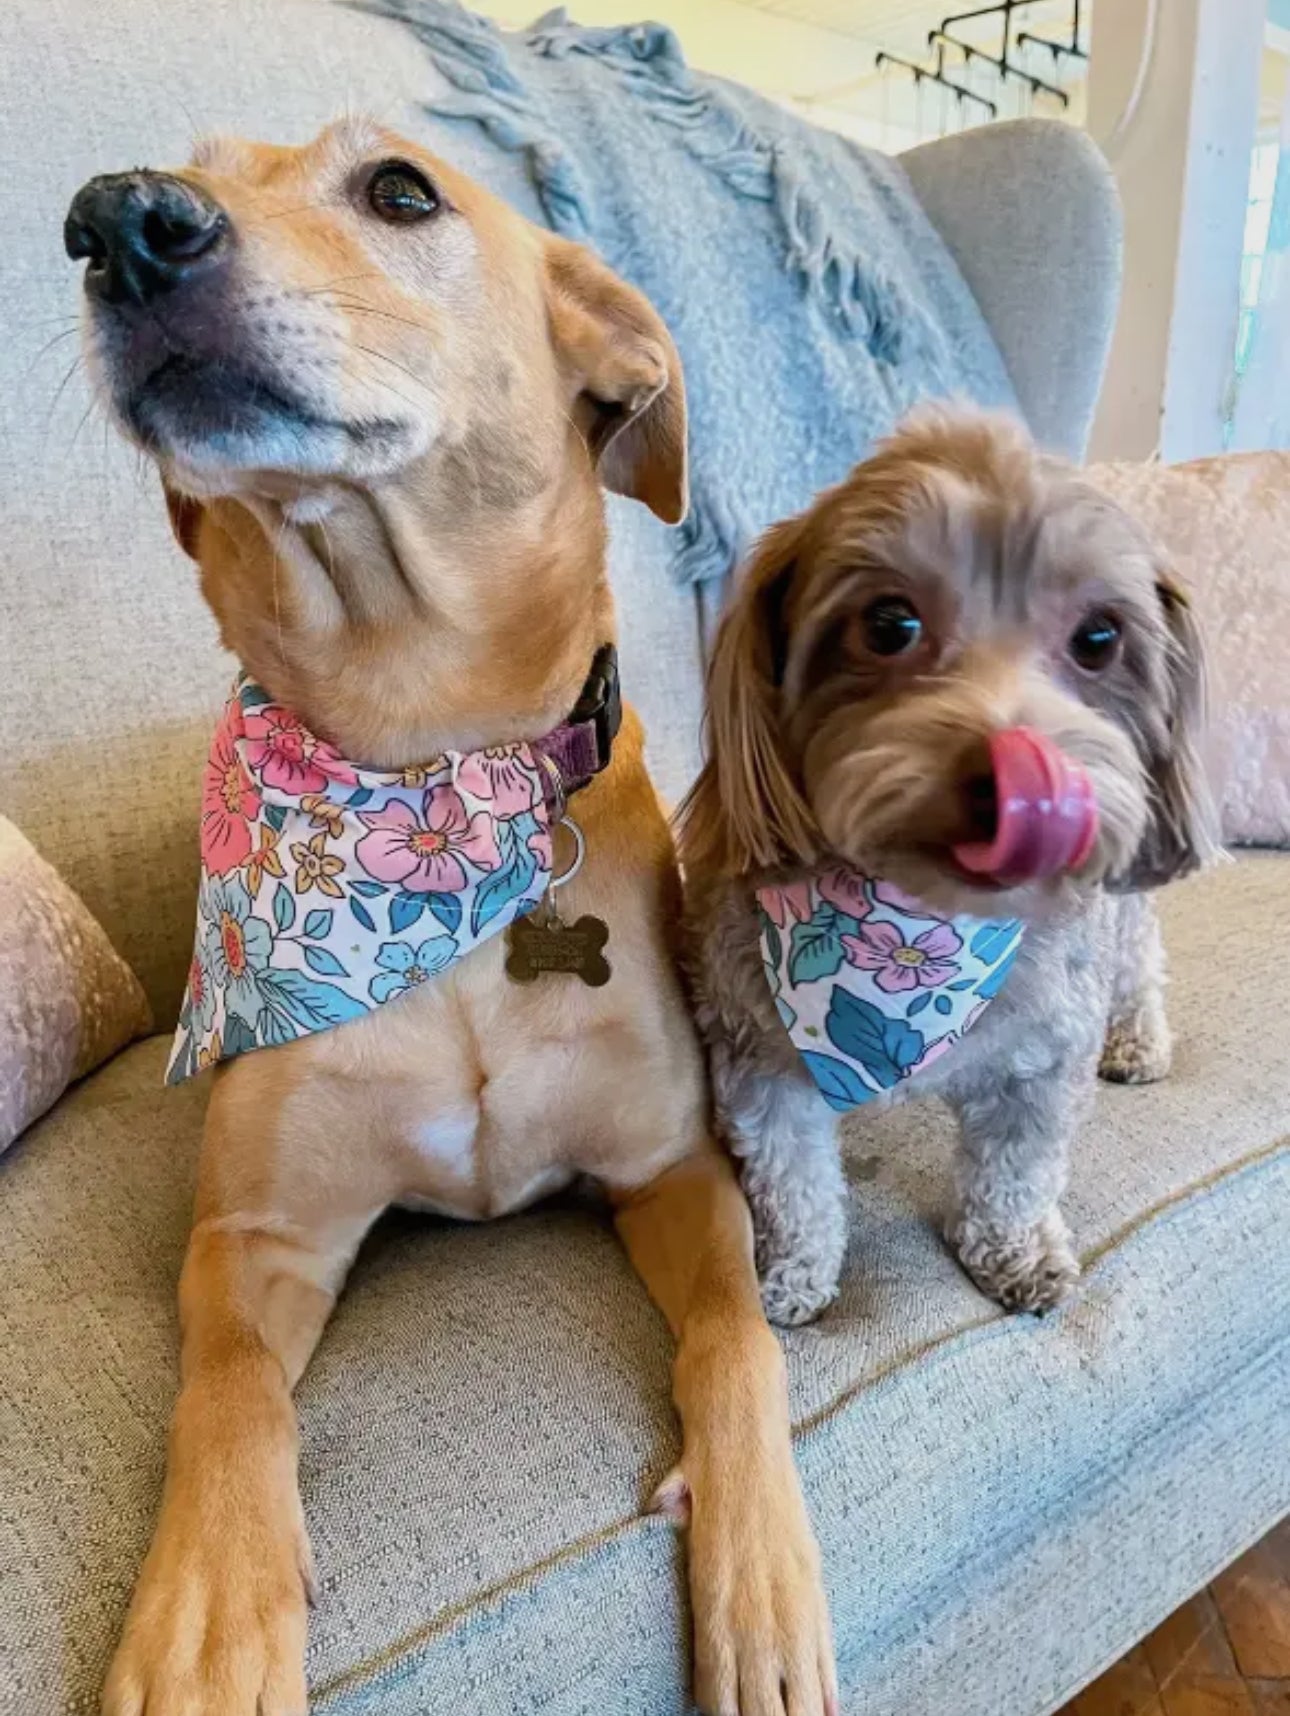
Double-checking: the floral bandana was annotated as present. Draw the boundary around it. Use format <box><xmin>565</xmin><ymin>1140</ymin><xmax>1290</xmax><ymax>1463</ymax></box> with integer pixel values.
<box><xmin>757</xmin><ymin>868</ymin><xmax>1024</xmax><ymax>1113</ymax></box>
<box><xmin>167</xmin><ymin>676</ymin><xmax>555</xmax><ymax>1083</ymax></box>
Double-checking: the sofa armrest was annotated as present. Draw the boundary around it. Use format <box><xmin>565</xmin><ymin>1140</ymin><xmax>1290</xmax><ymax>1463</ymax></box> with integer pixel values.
<box><xmin>900</xmin><ymin>119</ymin><xmax>1122</xmax><ymax>460</ymax></box>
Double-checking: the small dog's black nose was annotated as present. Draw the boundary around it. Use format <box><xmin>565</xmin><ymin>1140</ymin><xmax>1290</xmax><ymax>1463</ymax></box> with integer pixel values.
<box><xmin>64</xmin><ymin>172</ymin><xmax>228</xmax><ymax>306</ymax></box>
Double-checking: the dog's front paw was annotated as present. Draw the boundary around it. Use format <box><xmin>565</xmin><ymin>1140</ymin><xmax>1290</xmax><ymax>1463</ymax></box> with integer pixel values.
<box><xmin>103</xmin><ymin>1464</ymin><xmax>312</xmax><ymax>1715</ymax></box>
<box><xmin>745</xmin><ymin>1174</ymin><xmax>847</xmax><ymax>1329</ymax></box>
<box><xmin>950</xmin><ymin>1208</ymin><xmax>1080</xmax><ymax>1314</ymax></box>
<box><xmin>1099</xmin><ymin>1012</ymin><xmax>1173</xmax><ymax>1085</ymax></box>
<box><xmin>759</xmin><ymin>1255</ymin><xmax>839</xmax><ymax>1327</ymax></box>
<box><xmin>674</xmin><ymin>1445</ymin><xmax>838</xmax><ymax>1716</ymax></box>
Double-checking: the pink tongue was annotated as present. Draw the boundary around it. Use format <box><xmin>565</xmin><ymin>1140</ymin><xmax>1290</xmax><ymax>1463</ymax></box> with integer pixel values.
<box><xmin>952</xmin><ymin>727</ymin><xmax>1098</xmax><ymax>886</ymax></box>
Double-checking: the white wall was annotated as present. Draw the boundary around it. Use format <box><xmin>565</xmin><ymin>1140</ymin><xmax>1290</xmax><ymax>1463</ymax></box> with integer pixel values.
<box><xmin>1088</xmin><ymin>0</ymin><xmax>1264</xmax><ymax>461</ymax></box>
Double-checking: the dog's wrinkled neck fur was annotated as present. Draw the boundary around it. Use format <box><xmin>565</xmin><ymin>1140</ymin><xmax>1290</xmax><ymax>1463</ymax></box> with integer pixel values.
<box><xmin>185</xmin><ymin>427</ymin><xmax>612</xmax><ymax>772</ymax></box>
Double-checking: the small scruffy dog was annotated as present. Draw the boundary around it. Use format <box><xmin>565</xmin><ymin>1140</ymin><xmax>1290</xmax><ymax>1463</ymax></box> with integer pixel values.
<box><xmin>680</xmin><ymin>409</ymin><xmax>1217</xmax><ymax>1327</ymax></box>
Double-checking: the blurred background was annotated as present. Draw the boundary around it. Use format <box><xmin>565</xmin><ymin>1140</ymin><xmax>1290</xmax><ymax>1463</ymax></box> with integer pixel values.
<box><xmin>475</xmin><ymin>1</ymin><xmax>1290</xmax><ymax>463</ymax></box>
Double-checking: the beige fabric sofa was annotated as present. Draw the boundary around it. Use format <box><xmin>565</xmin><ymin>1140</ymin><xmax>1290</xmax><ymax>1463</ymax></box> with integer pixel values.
<box><xmin>1</xmin><ymin>2</ymin><xmax>1287</xmax><ymax>1713</ymax></box>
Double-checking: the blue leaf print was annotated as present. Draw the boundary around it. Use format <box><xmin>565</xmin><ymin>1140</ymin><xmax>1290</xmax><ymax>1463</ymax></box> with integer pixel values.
<box><xmin>970</xmin><ymin>921</ymin><xmax>1021</xmax><ymax>964</ymax></box>
<box><xmin>304</xmin><ymin>945</ymin><xmax>349</xmax><ymax>978</ymax></box>
<box><xmin>273</xmin><ymin>884</ymin><xmax>295</xmax><ymax>931</ymax></box>
<box><xmin>260</xmin><ymin>969</ymin><xmax>368</xmax><ymax>1031</ymax></box>
<box><xmin>788</xmin><ymin>907</ymin><xmax>846</xmax><ymax>987</ymax></box>
<box><xmin>427</xmin><ymin>891</ymin><xmax>462</xmax><ymax>936</ymax></box>
<box><xmin>948</xmin><ymin>978</ymin><xmax>976</xmax><ymax>992</ymax></box>
<box><xmin>259</xmin><ymin>1005</ymin><xmax>295</xmax><ymax>1048</ymax></box>
<box><xmin>906</xmin><ymin>991</ymin><xmax>931</xmax><ymax>1018</ymax></box>
<box><xmin>303</xmin><ymin>909</ymin><xmax>333</xmax><ymax>940</ymax></box>
<box><xmin>799</xmin><ymin>1050</ymin><xmax>874</xmax><ymax>1113</ymax></box>
<box><xmin>223</xmin><ymin>1013</ymin><xmax>261</xmax><ymax>1057</ymax></box>
<box><xmin>346</xmin><ymin>786</ymin><xmax>374</xmax><ymax>809</ymax></box>
<box><xmin>348</xmin><ymin>896</ymin><xmax>377</xmax><ymax>932</ymax></box>
<box><xmin>760</xmin><ymin>910</ymin><xmax>783</xmax><ymax>977</ymax></box>
<box><xmin>165</xmin><ymin>1031</ymin><xmax>195</xmax><ymax>1086</ymax></box>
<box><xmin>933</xmin><ymin>993</ymin><xmax>953</xmax><ymax>1016</ymax></box>
<box><xmin>239</xmin><ymin>684</ymin><xmax>272</xmax><ymax>710</ymax></box>
<box><xmin>816</xmin><ymin>902</ymin><xmax>862</xmax><ymax>939</ymax></box>
<box><xmin>471</xmin><ymin>836</ymin><xmax>538</xmax><ymax>938</ymax></box>
<box><xmin>349</xmin><ymin>879</ymin><xmax>386</xmax><ymax>898</ymax></box>
<box><xmin>825</xmin><ymin>986</ymin><xmax>924</xmax><ymax>1088</ymax></box>
<box><xmin>975</xmin><ymin>947</ymin><xmax>1018</xmax><ymax>1000</ymax></box>
<box><xmin>263</xmin><ymin>802</ymin><xmax>287</xmax><ymax>835</ymax></box>
<box><xmin>774</xmin><ymin>994</ymin><xmax>798</xmax><ymax>1033</ymax></box>
<box><xmin>390</xmin><ymin>893</ymin><xmax>425</xmax><ymax>933</ymax></box>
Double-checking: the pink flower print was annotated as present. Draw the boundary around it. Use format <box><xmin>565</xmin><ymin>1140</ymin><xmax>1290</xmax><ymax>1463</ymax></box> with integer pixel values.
<box><xmin>356</xmin><ymin>786</ymin><xmax>501</xmax><ymax>893</ymax></box>
<box><xmin>870</xmin><ymin>879</ymin><xmax>938</xmax><ymax>917</ymax></box>
<box><xmin>201</xmin><ymin>718</ymin><xmax>261</xmax><ymax>875</ymax></box>
<box><xmin>759</xmin><ymin>881</ymin><xmax>813</xmax><ymax>929</ymax></box>
<box><xmin>841</xmin><ymin>918</ymin><xmax>963</xmax><ymax>994</ymax></box>
<box><xmin>456</xmin><ymin>746</ymin><xmax>539</xmax><ymax>818</ymax></box>
<box><xmin>816</xmin><ymin>867</ymin><xmax>872</xmax><ymax>920</ymax></box>
<box><xmin>243</xmin><ymin>705</ymin><xmax>358</xmax><ymax>796</ymax></box>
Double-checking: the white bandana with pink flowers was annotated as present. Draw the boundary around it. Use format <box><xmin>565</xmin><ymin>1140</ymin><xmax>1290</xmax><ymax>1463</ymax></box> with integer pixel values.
<box><xmin>757</xmin><ymin>869</ymin><xmax>1024</xmax><ymax>1112</ymax></box>
<box><xmin>167</xmin><ymin>676</ymin><xmax>554</xmax><ymax>1083</ymax></box>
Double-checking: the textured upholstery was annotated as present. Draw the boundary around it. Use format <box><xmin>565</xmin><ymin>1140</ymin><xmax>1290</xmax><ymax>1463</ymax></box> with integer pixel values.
<box><xmin>2</xmin><ymin>861</ymin><xmax>1288</xmax><ymax>1714</ymax></box>
<box><xmin>1087</xmin><ymin>451</ymin><xmax>1290</xmax><ymax>849</ymax></box>
<box><xmin>5</xmin><ymin>4</ymin><xmax>1254</xmax><ymax>1716</ymax></box>
<box><xmin>901</xmin><ymin>120</ymin><xmax>1123</xmax><ymax>460</ymax></box>
<box><xmin>0</xmin><ymin>814</ymin><xmax>151</xmax><ymax>1151</ymax></box>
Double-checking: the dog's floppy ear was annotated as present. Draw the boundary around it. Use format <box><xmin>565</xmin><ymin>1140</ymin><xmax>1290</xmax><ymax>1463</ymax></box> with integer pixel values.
<box><xmin>163</xmin><ymin>481</ymin><xmax>204</xmax><ymax>561</ymax></box>
<box><xmin>1121</xmin><ymin>572</ymin><xmax>1221</xmax><ymax>889</ymax></box>
<box><xmin>680</xmin><ymin>516</ymin><xmax>820</xmax><ymax>875</ymax></box>
<box><xmin>543</xmin><ymin>235</ymin><xmax>687</xmax><ymax>524</ymax></box>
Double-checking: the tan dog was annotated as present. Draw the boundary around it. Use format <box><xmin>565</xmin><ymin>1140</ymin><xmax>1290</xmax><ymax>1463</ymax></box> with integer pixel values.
<box><xmin>66</xmin><ymin>118</ymin><xmax>834</xmax><ymax>1716</ymax></box>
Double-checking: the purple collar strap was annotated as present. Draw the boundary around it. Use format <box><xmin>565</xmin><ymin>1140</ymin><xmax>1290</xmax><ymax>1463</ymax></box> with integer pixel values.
<box><xmin>531</xmin><ymin>643</ymin><xmax>622</xmax><ymax>821</ymax></box>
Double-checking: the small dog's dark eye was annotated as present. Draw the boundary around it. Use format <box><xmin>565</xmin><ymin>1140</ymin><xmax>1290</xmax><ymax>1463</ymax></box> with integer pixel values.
<box><xmin>368</xmin><ymin>161</ymin><xmax>439</xmax><ymax>223</ymax></box>
<box><xmin>1069</xmin><ymin>609</ymin><xmax>1122</xmax><ymax>672</ymax></box>
<box><xmin>860</xmin><ymin>596</ymin><xmax>923</xmax><ymax>657</ymax></box>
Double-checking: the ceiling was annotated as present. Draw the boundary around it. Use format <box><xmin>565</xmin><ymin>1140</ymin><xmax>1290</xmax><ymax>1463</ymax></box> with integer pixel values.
<box><xmin>734</xmin><ymin>0</ymin><xmax>1087</xmax><ymax>58</ymax></box>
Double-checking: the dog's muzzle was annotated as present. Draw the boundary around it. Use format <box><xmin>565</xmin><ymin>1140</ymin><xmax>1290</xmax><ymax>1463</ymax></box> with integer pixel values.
<box><xmin>952</xmin><ymin>727</ymin><xmax>1099</xmax><ymax>887</ymax></box>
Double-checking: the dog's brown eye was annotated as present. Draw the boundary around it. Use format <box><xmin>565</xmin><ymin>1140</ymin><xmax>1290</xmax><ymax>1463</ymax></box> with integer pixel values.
<box><xmin>860</xmin><ymin>596</ymin><xmax>923</xmax><ymax>657</ymax></box>
<box><xmin>1069</xmin><ymin>609</ymin><xmax>1122</xmax><ymax>672</ymax></box>
<box><xmin>368</xmin><ymin>162</ymin><xmax>439</xmax><ymax>223</ymax></box>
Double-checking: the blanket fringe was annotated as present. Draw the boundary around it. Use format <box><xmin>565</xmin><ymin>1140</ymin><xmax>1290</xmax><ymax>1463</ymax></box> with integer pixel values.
<box><xmin>526</xmin><ymin>10</ymin><xmax>929</xmax><ymax>363</ymax></box>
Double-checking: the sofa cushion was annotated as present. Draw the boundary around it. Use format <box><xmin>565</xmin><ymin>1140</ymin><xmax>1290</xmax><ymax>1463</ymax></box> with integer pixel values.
<box><xmin>3</xmin><ymin>857</ymin><xmax>1288</xmax><ymax>1716</ymax></box>
<box><xmin>0</xmin><ymin>814</ymin><xmax>151</xmax><ymax>1152</ymax></box>
<box><xmin>1087</xmin><ymin>451</ymin><xmax>1290</xmax><ymax>849</ymax></box>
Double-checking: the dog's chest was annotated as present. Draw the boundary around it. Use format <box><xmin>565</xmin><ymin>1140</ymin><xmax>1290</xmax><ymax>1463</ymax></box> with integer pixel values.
<box><xmin>397</xmin><ymin>1096</ymin><xmax>574</xmax><ymax>1221</ymax></box>
<box><xmin>346</xmin><ymin>932</ymin><xmax>639</xmax><ymax>1220</ymax></box>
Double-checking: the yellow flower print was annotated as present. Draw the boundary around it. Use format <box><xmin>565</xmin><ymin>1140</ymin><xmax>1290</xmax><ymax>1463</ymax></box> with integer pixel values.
<box><xmin>290</xmin><ymin>831</ymin><xmax>345</xmax><ymax>898</ymax></box>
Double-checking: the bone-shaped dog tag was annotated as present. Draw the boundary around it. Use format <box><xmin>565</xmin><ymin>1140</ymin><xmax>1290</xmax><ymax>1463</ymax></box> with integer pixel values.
<box><xmin>505</xmin><ymin>892</ymin><xmax>611</xmax><ymax>987</ymax></box>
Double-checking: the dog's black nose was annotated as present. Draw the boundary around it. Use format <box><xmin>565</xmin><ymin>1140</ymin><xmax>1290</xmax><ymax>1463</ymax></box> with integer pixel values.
<box><xmin>64</xmin><ymin>172</ymin><xmax>228</xmax><ymax>306</ymax></box>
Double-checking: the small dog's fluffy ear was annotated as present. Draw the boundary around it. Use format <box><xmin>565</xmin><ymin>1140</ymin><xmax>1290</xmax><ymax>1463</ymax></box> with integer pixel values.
<box><xmin>1121</xmin><ymin>572</ymin><xmax>1222</xmax><ymax>888</ymax></box>
<box><xmin>679</xmin><ymin>516</ymin><xmax>819</xmax><ymax>874</ymax></box>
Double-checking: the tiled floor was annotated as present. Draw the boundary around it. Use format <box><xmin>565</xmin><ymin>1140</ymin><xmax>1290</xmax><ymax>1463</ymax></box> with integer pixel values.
<box><xmin>1058</xmin><ymin>1518</ymin><xmax>1290</xmax><ymax>1716</ymax></box>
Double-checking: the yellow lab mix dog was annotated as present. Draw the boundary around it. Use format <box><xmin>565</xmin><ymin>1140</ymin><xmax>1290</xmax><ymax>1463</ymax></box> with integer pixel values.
<box><xmin>64</xmin><ymin>120</ymin><xmax>834</xmax><ymax>1716</ymax></box>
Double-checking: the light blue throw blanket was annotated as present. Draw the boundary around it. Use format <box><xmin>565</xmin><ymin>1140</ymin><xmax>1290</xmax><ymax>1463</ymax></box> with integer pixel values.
<box><xmin>357</xmin><ymin>1</ymin><xmax>1017</xmax><ymax>585</ymax></box>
